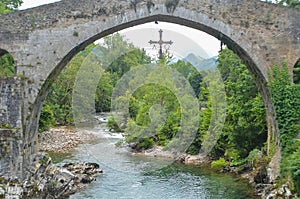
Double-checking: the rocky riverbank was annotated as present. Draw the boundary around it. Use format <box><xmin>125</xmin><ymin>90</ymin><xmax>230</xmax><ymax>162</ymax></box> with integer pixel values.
<box><xmin>39</xmin><ymin>126</ymin><xmax>97</xmax><ymax>153</ymax></box>
<box><xmin>36</xmin><ymin>126</ymin><xmax>296</xmax><ymax>199</ymax></box>
<box><xmin>0</xmin><ymin>127</ymin><xmax>102</xmax><ymax>198</ymax></box>
<box><xmin>34</xmin><ymin>126</ymin><xmax>102</xmax><ymax>198</ymax></box>
<box><xmin>1</xmin><ymin>153</ymin><xmax>103</xmax><ymax>199</ymax></box>
<box><xmin>131</xmin><ymin>145</ymin><xmax>211</xmax><ymax>165</ymax></box>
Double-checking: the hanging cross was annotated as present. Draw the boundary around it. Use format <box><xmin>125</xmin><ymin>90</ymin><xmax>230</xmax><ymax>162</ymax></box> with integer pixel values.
<box><xmin>148</xmin><ymin>29</ymin><xmax>173</xmax><ymax>59</ymax></box>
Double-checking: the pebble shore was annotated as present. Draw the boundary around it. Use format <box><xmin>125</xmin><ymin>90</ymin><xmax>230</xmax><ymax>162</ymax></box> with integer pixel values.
<box><xmin>38</xmin><ymin>126</ymin><xmax>97</xmax><ymax>153</ymax></box>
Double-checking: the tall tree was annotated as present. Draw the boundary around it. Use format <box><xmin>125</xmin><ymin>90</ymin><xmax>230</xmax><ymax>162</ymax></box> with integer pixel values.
<box><xmin>0</xmin><ymin>0</ymin><xmax>23</xmax><ymax>14</ymax></box>
<box><xmin>276</xmin><ymin>0</ymin><xmax>300</xmax><ymax>9</ymax></box>
<box><xmin>39</xmin><ymin>34</ymin><xmax>152</xmax><ymax>131</ymax></box>
<box><xmin>217</xmin><ymin>48</ymin><xmax>267</xmax><ymax>158</ymax></box>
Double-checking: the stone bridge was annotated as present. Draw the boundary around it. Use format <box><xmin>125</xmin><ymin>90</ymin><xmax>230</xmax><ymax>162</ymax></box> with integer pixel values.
<box><xmin>0</xmin><ymin>0</ymin><xmax>299</xmax><ymax>180</ymax></box>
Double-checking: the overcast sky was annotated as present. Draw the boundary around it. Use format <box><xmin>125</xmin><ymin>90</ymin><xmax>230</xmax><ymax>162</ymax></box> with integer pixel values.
<box><xmin>19</xmin><ymin>0</ymin><xmax>220</xmax><ymax>59</ymax></box>
<box><xmin>19</xmin><ymin>0</ymin><xmax>60</xmax><ymax>9</ymax></box>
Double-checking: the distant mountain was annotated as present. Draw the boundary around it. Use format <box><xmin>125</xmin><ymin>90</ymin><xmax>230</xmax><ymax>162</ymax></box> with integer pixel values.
<box><xmin>195</xmin><ymin>56</ymin><xmax>218</xmax><ymax>71</ymax></box>
<box><xmin>183</xmin><ymin>53</ymin><xmax>205</xmax><ymax>66</ymax></box>
<box><xmin>183</xmin><ymin>53</ymin><xmax>218</xmax><ymax>71</ymax></box>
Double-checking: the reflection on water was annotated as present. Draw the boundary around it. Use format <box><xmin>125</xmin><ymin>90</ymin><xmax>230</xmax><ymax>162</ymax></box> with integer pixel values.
<box><xmin>57</xmin><ymin>126</ymin><xmax>257</xmax><ymax>199</ymax></box>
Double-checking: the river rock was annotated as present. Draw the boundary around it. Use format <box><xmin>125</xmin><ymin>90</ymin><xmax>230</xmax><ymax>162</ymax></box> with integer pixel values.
<box><xmin>259</xmin><ymin>182</ymin><xmax>296</xmax><ymax>199</ymax></box>
<box><xmin>184</xmin><ymin>154</ymin><xmax>210</xmax><ymax>165</ymax></box>
<box><xmin>39</xmin><ymin>127</ymin><xmax>97</xmax><ymax>153</ymax></box>
<box><xmin>254</xmin><ymin>166</ymin><xmax>268</xmax><ymax>184</ymax></box>
<box><xmin>62</xmin><ymin>162</ymin><xmax>103</xmax><ymax>183</ymax></box>
<box><xmin>0</xmin><ymin>153</ymin><xmax>103</xmax><ymax>199</ymax></box>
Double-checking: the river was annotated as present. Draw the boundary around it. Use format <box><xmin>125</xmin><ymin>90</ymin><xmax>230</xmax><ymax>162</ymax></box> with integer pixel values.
<box><xmin>54</xmin><ymin>124</ymin><xmax>258</xmax><ymax>199</ymax></box>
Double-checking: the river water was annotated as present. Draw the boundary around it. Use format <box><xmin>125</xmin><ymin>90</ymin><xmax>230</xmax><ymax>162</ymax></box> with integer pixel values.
<box><xmin>56</xmin><ymin>124</ymin><xmax>258</xmax><ymax>199</ymax></box>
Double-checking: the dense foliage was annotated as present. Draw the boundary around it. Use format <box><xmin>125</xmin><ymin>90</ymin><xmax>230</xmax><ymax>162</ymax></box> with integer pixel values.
<box><xmin>110</xmin><ymin>48</ymin><xmax>267</xmax><ymax>160</ymax></box>
<box><xmin>188</xmin><ymin>49</ymin><xmax>267</xmax><ymax>160</ymax></box>
<box><xmin>268</xmin><ymin>64</ymin><xmax>300</xmax><ymax>193</ymax></box>
<box><xmin>217</xmin><ymin>49</ymin><xmax>267</xmax><ymax>159</ymax></box>
<box><xmin>39</xmin><ymin>34</ymin><xmax>151</xmax><ymax>131</ymax></box>
<box><xmin>275</xmin><ymin>0</ymin><xmax>300</xmax><ymax>9</ymax></box>
<box><xmin>110</xmin><ymin>55</ymin><xmax>199</xmax><ymax>151</ymax></box>
<box><xmin>0</xmin><ymin>0</ymin><xmax>22</xmax><ymax>14</ymax></box>
<box><xmin>0</xmin><ymin>54</ymin><xmax>14</xmax><ymax>77</ymax></box>
<box><xmin>39</xmin><ymin>35</ymin><xmax>300</xmax><ymax>195</ymax></box>
<box><xmin>40</xmin><ymin>36</ymin><xmax>268</xmax><ymax>165</ymax></box>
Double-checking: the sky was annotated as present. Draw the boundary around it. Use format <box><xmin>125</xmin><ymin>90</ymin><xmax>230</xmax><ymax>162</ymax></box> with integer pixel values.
<box><xmin>19</xmin><ymin>0</ymin><xmax>221</xmax><ymax>59</ymax></box>
<box><xmin>19</xmin><ymin>0</ymin><xmax>60</xmax><ymax>10</ymax></box>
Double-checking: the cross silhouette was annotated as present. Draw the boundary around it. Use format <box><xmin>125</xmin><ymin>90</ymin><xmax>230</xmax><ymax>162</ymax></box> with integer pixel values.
<box><xmin>148</xmin><ymin>29</ymin><xmax>173</xmax><ymax>59</ymax></box>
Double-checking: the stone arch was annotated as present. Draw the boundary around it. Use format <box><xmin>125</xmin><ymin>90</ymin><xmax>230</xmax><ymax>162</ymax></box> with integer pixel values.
<box><xmin>0</xmin><ymin>49</ymin><xmax>9</xmax><ymax>57</ymax></box>
<box><xmin>2</xmin><ymin>0</ymin><xmax>298</xmax><ymax>180</ymax></box>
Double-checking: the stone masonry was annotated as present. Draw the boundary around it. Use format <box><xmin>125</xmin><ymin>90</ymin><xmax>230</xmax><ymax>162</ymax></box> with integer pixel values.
<box><xmin>0</xmin><ymin>0</ymin><xmax>299</xmax><ymax>180</ymax></box>
<box><xmin>0</xmin><ymin>78</ymin><xmax>25</xmax><ymax>180</ymax></box>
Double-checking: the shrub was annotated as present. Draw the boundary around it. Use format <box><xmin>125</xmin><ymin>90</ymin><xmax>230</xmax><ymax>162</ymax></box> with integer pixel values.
<box><xmin>39</xmin><ymin>105</ymin><xmax>55</xmax><ymax>132</ymax></box>
<box><xmin>225</xmin><ymin>148</ymin><xmax>240</xmax><ymax>162</ymax></box>
<box><xmin>138</xmin><ymin>138</ymin><xmax>154</xmax><ymax>150</ymax></box>
<box><xmin>246</xmin><ymin>149</ymin><xmax>261</xmax><ymax>167</ymax></box>
<box><xmin>107</xmin><ymin>116</ymin><xmax>122</xmax><ymax>132</ymax></box>
<box><xmin>291</xmin><ymin>153</ymin><xmax>300</xmax><ymax>193</ymax></box>
<box><xmin>211</xmin><ymin>158</ymin><xmax>227</xmax><ymax>170</ymax></box>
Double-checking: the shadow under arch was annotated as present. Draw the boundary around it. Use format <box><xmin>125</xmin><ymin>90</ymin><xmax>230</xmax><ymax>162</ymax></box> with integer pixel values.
<box><xmin>0</xmin><ymin>49</ymin><xmax>9</xmax><ymax>57</ymax></box>
<box><xmin>32</xmin><ymin>14</ymin><xmax>277</xmax><ymax>144</ymax></box>
<box><xmin>293</xmin><ymin>58</ymin><xmax>300</xmax><ymax>84</ymax></box>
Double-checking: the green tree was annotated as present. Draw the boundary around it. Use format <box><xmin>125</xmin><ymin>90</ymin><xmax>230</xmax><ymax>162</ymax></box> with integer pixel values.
<box><xmin>188</xmin><ymin>71</ymin><xmax>202</xmax><ymax>97</ymax></box>
<box><xmin>276</xmin><ymin>0</ymin><xmax>300</xmax><ymax>9</ymax></box>
<box><xmin>269</xmin><ymin>64</ymin><xmax>300</xmax><ymax>150</ymax></box>
<box><xmin>0</xmin><ymin>0</ymin><xmax>23</xmax><ymax>14</ymax></box>
<box><xmin>41</xmin><ymin>44</ymin><xmax>99</xmax><ymax>127</ymax></box>
<box><xmin>0</xmin><ymin>54</ymin><xmax>14</xmax><ymax>77</ymax></box>
<box><xmin>107</xmin><ymin>48</ymin><xmax>151</xmax><ymax>79</ymax></box>
<box><xmin>0</xmin><ymin>2</ymin><xmax>11</xmax><ymax>14</ymax></box>
<box><xmin>39</xmin><ymin>104</ymin><xmax>55</xmax><ymax>132</ymax></box>
<box><xmin>95</xmin><ymin>72</ymin><xmax>114</xmax><ymax>112</ymax></box>
<box><xmin>268</xmin><ymin>64</ymin><xmax>300</xmax><ymax>194</ymax></box>
<box><xmin>0</xmin><ymin>0</ymin><xmax>22</xmax><ymax>9</ymax></box>
<box><xmin>39</xmin><ymin>34</ymin><xmax>152</xmax><ymax>131</ymax></box>
<box><xmin>217</xmin><ymin>49</ymin><xmax>267</xmax><ymax>158</ymax></box>
<box><xmin>169</xmin><ymin>60</ymin><xmax>197</xmax><ymax>79</ymax></box>
<box><xmin>125</xmin><ymin>83</ymin><xmax>181</xmax><ymax>146</ymax></box>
